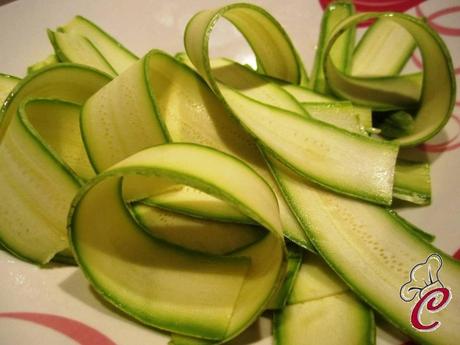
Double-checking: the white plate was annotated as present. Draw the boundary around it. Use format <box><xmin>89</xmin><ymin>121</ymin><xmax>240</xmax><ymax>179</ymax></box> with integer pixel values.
<box><xmin>0</xmin><ymin>0</ymin><xmax>459</xmax><ymax>344</ymax></box>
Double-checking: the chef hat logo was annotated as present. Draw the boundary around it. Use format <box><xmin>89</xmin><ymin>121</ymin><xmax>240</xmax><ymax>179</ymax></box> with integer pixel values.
<box><xmin>400</xmin><ymin>254</ymin><xmax>444</xmax><ymax>302</ymax></box>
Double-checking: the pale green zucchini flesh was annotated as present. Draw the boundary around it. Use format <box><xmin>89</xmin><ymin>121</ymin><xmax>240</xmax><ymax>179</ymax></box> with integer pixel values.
<box><xmin>274</xmin><ymin>292</ymin><xmax>375</xmax><ymax>345</ymax></box>
<box><xmin>288</xmin><ymin>253</ymin><xmax>348</xmax><ymax>304</ymax></box>
<box><xmin>302</xmin><ymin>102</ymin><xmax>365</xmax><ymax>134</ymax></box>
<box><xmin>58</xmin><ymin>15</ymin><xmax>138</xmax><ymax>74</ymax></box>
<box><xmin>141</xmin><ymin>185</ymin><xmax>254</xmax><ymax>224</ymax></box>
<box><xmin>24</xmin><ymin>99</ymin><xmax>95</xmax><ymax>181</ymax></box>
<box><xmin>351</xmin><ymin>18</ymin><xmax>415</xmax><ymax>77</ymax></box>
<box><xmin>131</xmin><ymin>203</ymin><xmax>264</xmax><ymax>255</ymax></box>
<box><xmin>269</xmin><ymin>157</ymin><xmax>460</xmax><ymax>345</ymax></box>
<box><xmin>0</xmin><ymin>112</ymin><xmax>79</xmax><ymax>263</ymax></box>
<box><xmin>281</xmin><ymin>84</ymin><xmax>337</xmax><ymax>103</ymax></box>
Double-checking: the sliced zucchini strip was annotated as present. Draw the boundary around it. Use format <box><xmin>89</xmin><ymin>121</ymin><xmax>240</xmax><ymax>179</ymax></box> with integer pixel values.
<box><xmin>302</xmin><ymin>102</ymin><xmax>365</xmax><ymax>134</ymax></box>
<box><xmin>324</xmin><ymin>12</ymin><xmax>455</xmax><ymax>146</ymax></box>
<box><xmin>131</xmin><ymin>203</ymin><xmax>264</xmax><ymax>255</ymax></box>
<box><xmin>141</xmin><ymin>185</ymin><xmax>254</xmax><ymax>224</ymax></box>
<box><xmin>58</xmin><ymin>15</ymin><xmax>138</xmax><ymax>74</ymax></box>
<box><xmin>184</xmin><ymin>2</ymin><xmax>305</xmax><ymax>89</ymax></box>
<box><xmin>0</xmin><ymin>64</ymin><xmax>110</xmax><ymax>263</ymax></box>
<box><xmin>310</xmin><ymin>0</ymin><xmax>355</xmax><ymax>94</ymax></box>
<box><xmin>274</xmin><ymin>292</ymin><xmax>375</xmax><ymax>345</ymax></box>
<box><xmin>69</xmin><ymin>143</ymin><xmax>285</xmax><ymax>341</ymax></box>
<box><xmin>48</xmin><ymin>30</ymin><xmax>117</xmax><ymax>76</ymax></box>
<box><xmin>220</xmin><ymin>87</ymin><xmax>398</xmax><ymax>205</ymax></box>
<box><xmin>288</xmin><ymin>253</ymin><xmax>348</xmax><ymax>304</ymax></box>
<box><xmin>351</xmin><ymin>18</ymin><xmax>415</xmax><ymax>77</ymax></box>
<box><xmin>269</xmin><ymin>157</ymin><xmax>460</xmax><ymax>345</ymax></box>
<box><xmin>297</xmin><ymin>101</ymin><xmax>430</xmax><ymax>205</ymax></box>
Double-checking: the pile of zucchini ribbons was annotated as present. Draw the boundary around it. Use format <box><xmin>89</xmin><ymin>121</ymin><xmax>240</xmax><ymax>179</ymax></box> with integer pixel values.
<box><xmin>0</xmin><ymin>1</ymin><xmax>458</xmax><ymax>345</ymax></box>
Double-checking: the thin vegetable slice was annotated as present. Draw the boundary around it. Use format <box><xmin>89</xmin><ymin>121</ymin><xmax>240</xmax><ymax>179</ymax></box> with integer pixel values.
<box><xmin>58</xmin><ymin>15</ymin><xmax>138</xmax><ymax>74</ymax></box>
<box><xmin>351</xmin><ymin>18</ymin><xmax>415</xmax><ymax>77</ymax></box>
<box><xmin>184</xmin><ymin>2</ymin><xmax>305</xmax><ymax>89</ymax></box>
<box><xmin>310</xmin><ymin>0</ymin><xmax>355</xmax><ymax>94</ymax></box>
<box><xmin>393</xmin><ymin>159</ymin><xmax>431</xmax><ymax>205</ymax></box>
<box><xmin>288</xmin><ymin>253</ymin><xmax>348</xmax><ymax>304</ymax></box>
<box><xmin>48</xmin><ymin>30</ymin><xmax>116</xmax><ymax>76</ymax></box>
<box><xmin>274</xmin><ymin>292</ymin><xmax>375</xmax><ymax>345</ymax></box>
<box><xmin>69</xmin><ymin>143</ymin><xmax>286</xmax><ymax>341</ymax></box>
<box><xmin>24</xmin><ymin>99</ymin><xmax>95</xmax><ymax>181</ymax></box>
<box><xmin>219</xmin><ymin>86</ymin><xmax>398</xmax><ymax>205</ymax></box>
<box><xmin>132</xmin><ymin>203</ymin><xmax>264</xmax><ymax>255</ymax></box>
<box><xmin>141</xmin><ymin>185</ymin><xmax>254</xmax><ymax>224</ymax></box>
<box><xmin>323</xmin><ymin>12</ymin><xmax>455</xmax><ymax>146</ymax></box>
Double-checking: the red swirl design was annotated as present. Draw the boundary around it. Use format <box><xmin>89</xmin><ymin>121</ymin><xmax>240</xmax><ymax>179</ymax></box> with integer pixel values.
<box><xmin>0</xmin><ymin>312</ymin><xmax>116</xmax><ymax>345</ymax></box>
<box><xmin>319</xmin><ymin>0</ymin><xmax>424</xmax><ymax>12</ymax></box>
<box><xmin>419</xmin><ymin>114</ymin><xmax>460</xmax><ymax>153</ymax></box>
<box><xmin>415</xmin><ymin>5</ymin><xmax>460</xmax><ymax>36</ymax></box>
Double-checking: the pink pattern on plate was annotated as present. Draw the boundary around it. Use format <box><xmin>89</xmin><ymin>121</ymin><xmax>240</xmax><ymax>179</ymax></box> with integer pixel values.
<box><xmin>453</xmin><ymin>248</ymin><xmax>460</xmax><ymax>261</ymax></box>
<box><xmin>415</xmin><ymin>5</ymin><xmax>460</xmax><ymax>36</ymax></box>
<box><xmin>319</xmin><ymin>0</ymin><xmax>424</xmax><ymax>12</ymax></box>
<box><xmin>0</xmin><ymin>312</ymin><xmax>116</xmax><ymax>345</ymax></box>
<box><xmin>418</xmin><ymin>114</ymin><xmax>460</xmax><ymax>153</ymax></box>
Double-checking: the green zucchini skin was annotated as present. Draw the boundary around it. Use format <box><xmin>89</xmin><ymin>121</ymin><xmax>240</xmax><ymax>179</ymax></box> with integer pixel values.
<box><xmin>323</xmin><ymin>12</ymin><xmax>456</xmax><ymax>147</ymax></box>
<box><xmin>268</xmin><ymin>156</ymin><xmax>460</xmax><ymax>345</ymax></box>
